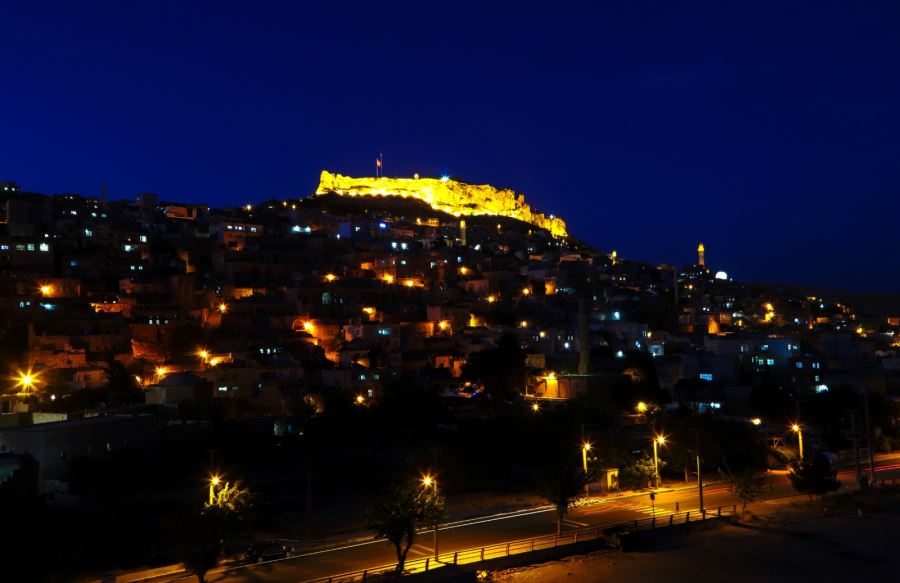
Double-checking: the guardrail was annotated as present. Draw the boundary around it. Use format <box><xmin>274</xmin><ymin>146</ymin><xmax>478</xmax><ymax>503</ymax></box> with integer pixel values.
<box><xmin>303</xmin><ymin>504</ymin><xmax>737</xmax><ymax>583</ymax></box>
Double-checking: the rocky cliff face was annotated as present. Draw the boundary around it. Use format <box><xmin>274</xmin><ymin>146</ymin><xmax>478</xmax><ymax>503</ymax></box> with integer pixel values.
<box><xmin>316</xmin><ymin>171</ymin><xmax>567</xmax><ymax>237</ymax></box>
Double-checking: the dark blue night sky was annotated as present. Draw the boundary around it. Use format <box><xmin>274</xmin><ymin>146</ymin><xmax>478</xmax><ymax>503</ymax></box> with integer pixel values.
<box><xmin>2</xmin><ymin>1</ymin><xmax>899</xmax><ymax>290</ymax></box>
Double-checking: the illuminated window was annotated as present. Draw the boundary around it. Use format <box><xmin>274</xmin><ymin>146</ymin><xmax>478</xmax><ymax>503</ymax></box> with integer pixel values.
<box><xmin>699</xmin><ymin>373</ymin><xmax>713</xmax><ymax>381</ymax></box>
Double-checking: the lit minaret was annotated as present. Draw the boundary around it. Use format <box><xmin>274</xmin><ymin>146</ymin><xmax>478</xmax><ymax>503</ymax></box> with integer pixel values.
<box><xmin>697</xmin><ymin>242</ymin><xmax>705</xmax><ymax>267</ymax></box>
<box><xmin>459</xmin><ymin>219</ymin><xmax>467</xmax><ymax>246</ymax></box>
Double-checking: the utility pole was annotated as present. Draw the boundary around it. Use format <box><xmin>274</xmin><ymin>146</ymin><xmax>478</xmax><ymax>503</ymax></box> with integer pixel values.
<box><xmin>695</xmin><ymin>429</ymin><xmax>704</xmax><ymax>512</ymax></box>
<box><xmin>306</xmin><ymin>456</ymin><xmax>313</xmax><ymax>539</ymax></box>
<box><xmin>850</xmin><ymin>410</ymin><xmax>863</xmax><ymax>489</ymax></box>
<box><xmin>864</xmin><ymin>388</ymin><xmax>876</xmax><ymax>483</ymax></box>
<box><xmin>672</xmin><ymin>265</ymin><xmax>679</xmax><ymax>323</ymax></box>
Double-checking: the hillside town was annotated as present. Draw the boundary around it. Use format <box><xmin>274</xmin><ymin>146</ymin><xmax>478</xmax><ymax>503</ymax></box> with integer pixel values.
<box><xmin>1</xmin><ymin>173</ymin><xmax>898</xmax><ymax>580</ymax></box>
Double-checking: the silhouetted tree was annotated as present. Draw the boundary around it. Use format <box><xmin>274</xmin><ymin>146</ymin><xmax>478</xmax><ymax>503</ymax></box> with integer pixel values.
<box><xmin>366</xmin><ymin>482</ymin><xmax>447</xmax><ymax>574</ymax></box>
<box><xmin>788</xmin><ymin>454</ymin><xmax>841</xmax><ymax>501</ymax></box>
<box><xmin>719</xmin><ymin>467</ymin><xmax>768</xmax><ymax>515</ymax></box>
<box><xmin>536</xmin><ymin>464</ymin><xmax>588</xmax><ymax>535</ymax></box>
<box><xmin>462</xmin><ymin>331</ymin><xmax>526</xmax><ymax>400</ymax></box>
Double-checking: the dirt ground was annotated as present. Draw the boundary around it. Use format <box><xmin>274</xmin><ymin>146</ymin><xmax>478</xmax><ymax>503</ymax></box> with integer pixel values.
<box><xmin>489</xmin><ymin>492</ymin><xmax>900</xmax><ymax>583</ymax></box>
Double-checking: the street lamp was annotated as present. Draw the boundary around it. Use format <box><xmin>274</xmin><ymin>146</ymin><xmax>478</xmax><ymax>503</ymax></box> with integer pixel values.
<box><xmin>653</xmin><ymin>435</ymin><xmax>666</xmax><ymax>488</ymax></box>
<box><xmin>217</xmin><ymin>302</ymin><xmax>228</xmax><ymax>314</ymax></box>
<box><xmin>636</xmin><ymin>401</ymin><xmax>648</xmax><ymax>413</ymax></box>
<box><xmin>209</xmin><ymin>474</ymin><xmax>222</xmax><ymax>505</ymax></box>
<box><xmin>531</xmin><ymin>402</ymin><xmax>540</xmax><ymax>413</ymax></box>
<box><xmin>791</xmin><ymin>423</ymin><xmax>804</xmax><ymax>459</ymax></box>
<box><xmin>420</xmin><ymin>474</ymin><xmax>439</xmax><ymax>559</ymax></box>
<box><xmin>582</xmin><ymin>442</ymin><xmax>592</xmax><ymax>496</ymax></box>
<box><xmin>15</xmin><ymin>369</ymin><xmax>40</xmax><ymax>396</ymax></box>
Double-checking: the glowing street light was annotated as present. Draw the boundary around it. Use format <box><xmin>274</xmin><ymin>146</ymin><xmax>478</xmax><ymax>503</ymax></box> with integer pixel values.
<box><xmin>155</xmin><ymin>366</ymin><xmax>167</xmax><ymax>381</ymax></box>
<box><xmin>486</xmin><ymin>294</ymin><xmax>496</xmax><ymax>303</ymax></box>
<box><xmin>791</xmin><ymin>423</ymin><xmax>804</xmax><ymax>459</ymax></box>
<box><xmin>355</xmin><ymin>394</ymin><xmax>365</xmax><ymax>405</ymax></box>
<box><xmin>751</xmin><ymin>417</ymin><xmax>762</xmax><ymax>426</ymax></box>
<box><xmin>521</xmin><ymin>287</ymin><xmax>531</xmax><ymax>296</ymax></box>
<box><xmin>652</xmin><ymin>435</ymin><xmax>666</xmax><ymax>488</ymax></box>
<box><xmin>420</xmin><ymin>473</ymin><xmax>440</xmax><ymax>558</ymax></box>
<box><xmin>382</xmin><ymin>274</ymin><xmax>395</xmax><ymax>284</ymax></box>
<box><xmin>531</xmin><ymin>402</ymin><xmax>540</xmax><ymax>413</ymax></box>
<box><xmin>209</xmin><ymin>474</ymin><xmax>222</xmax><ymax>504</ymax></box>
<box><xmin>39</xmin><ymin>284</ymin><xmax>54</xmax><ymax>297</ymax></box>
<box><xmin>217</xmin><ymin>302</ymin><xmax>228</xmax><ymax>314</ymax></box>
<box><xmin>582</xmin><ymin>442</ymin><xmax>592</xmax><ymax>496</ymax></box>
<box><xmin>14</xmin><ymin>369</ymin><xmax>40</xmax><ymax>395</ymax></box>
<box><xmin>197</xmin><ymin>349</ymin><xmax>210</xmax><ymax>362</ymax></box>
<box><xmin>636</xmin><ymin>401</ymin><xmax>648</xmax><ymax>413</ymax></box>
<box><xmin>325</xmin><ymin>273</ymin><xmax>337</xmax><ymax>282</ymax></box>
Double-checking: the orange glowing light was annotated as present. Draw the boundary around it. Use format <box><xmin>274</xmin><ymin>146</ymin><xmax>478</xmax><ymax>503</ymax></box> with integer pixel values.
<box><xmin>383</xmin><ymin>274</ymin><xmax>395</xmax><ymax>284</ymax></box>
<box><xmin>14</xmin><ymin>368</ymin><xmax>41</xmax><ymax>394</ymax></box>
<box><xmin>325</xmin><ymin>273</ymin><xmax>337</xmax><ymax>282</ymax></box>
<box><xmin>217</xmin><ymin>302</ymin><xmax>228</xmax><ymax>314</ymax></box>
<box><xmin>39</xmin><ymin>284</ymin><xmax>54</xmax><ymax>297</ymax></box>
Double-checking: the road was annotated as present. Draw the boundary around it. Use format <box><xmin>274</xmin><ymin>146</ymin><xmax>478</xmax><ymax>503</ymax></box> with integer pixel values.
<box><xmin>163</xmin><ymin>455</ymin><xmax>900</xmax><ymax>583</ymax></box>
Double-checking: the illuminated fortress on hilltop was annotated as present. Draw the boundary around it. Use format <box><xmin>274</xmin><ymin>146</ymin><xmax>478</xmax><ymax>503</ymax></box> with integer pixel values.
<box><xmin>315</xmin><ymin>170</ymin><xmax>568</xmax><ymax>237</ymax></box>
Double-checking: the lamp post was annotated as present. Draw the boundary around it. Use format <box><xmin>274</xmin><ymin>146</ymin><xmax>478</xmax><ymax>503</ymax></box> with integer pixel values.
<box><xmin>582</xmin><ymin>442</ymin><xmax>592</xmax><ymax>496</ymax></box>
<box><xmin>421</xmin><ymin>474</ymin><xmax>439</xmax><ymax>559</ymax></box>
<box><xmin>652</xmin><ymin>435</ymin><xmax>666</xmax><ymax>488</ymax></box>
<box><xmin>791</xmin><ymin>423</ymin><xmax>804</xmax><ymax>460</ymax></box>
<box><xmin>209</xmin><ymin>474</ymin><xmax>222</xmax><ymax>505</ymax></box>
<box><xmin>15</xmin><ymin>369</ymin><xmax>40</xmax><ymax>396</ymax></box>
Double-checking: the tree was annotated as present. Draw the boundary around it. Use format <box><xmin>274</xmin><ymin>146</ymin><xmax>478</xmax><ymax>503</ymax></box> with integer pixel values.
<box><xmin>366</xmin><ymin>483</ymin><xmax>447</xmax><ymax>574</ymax></box>
<box><xmin>719</xmin><ymin>467</ymin><xmax>767</xmax><ymax>515</ymax></box>
<box><xmin>177</xmin><ymin>480</ymin><xmax>253</xmax><ymax>581</ymax></box>
<box><xmin>619</xmin><ymin>455</ymin><xmax>663</xmax><ymax>490</ymax></box>
<box><xmin>177</xmin><ymin>515</ymin><xmax>221</xmax><ymax>583</ymax></box>
<box><xmin>788</xmin><ymin>455</ymin><xmax>841</xmax><ymax>501</ymax></box>
<box><xmin>536</xmin><ymin>464</ymin><xmax>587</xmax><ymax>535</ymax></box>
<box><xmin>462</xmin><ymin>331</ymin><xmax>527</xmax><ymax>400</ymax></box>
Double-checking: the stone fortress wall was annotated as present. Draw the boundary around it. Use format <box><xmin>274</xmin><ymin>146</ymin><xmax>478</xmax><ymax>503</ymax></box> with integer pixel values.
<box><xmin>315</xmin><ymin>170</ymin><xmax>567</xmax><ymax>238</ymax></box>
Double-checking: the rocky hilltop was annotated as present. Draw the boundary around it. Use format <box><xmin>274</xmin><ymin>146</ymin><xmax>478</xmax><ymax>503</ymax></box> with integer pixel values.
<box><xmin>316</xmin><ymin>170</ymin><xmax>568</xmax><ymax>237</ymax></box>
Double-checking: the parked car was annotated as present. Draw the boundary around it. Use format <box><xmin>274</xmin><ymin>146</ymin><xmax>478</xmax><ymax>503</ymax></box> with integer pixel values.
<box><xmin>244</xmin><ymin>540</ymin><xmax>295</xmax><ymax>563</ymax></box>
